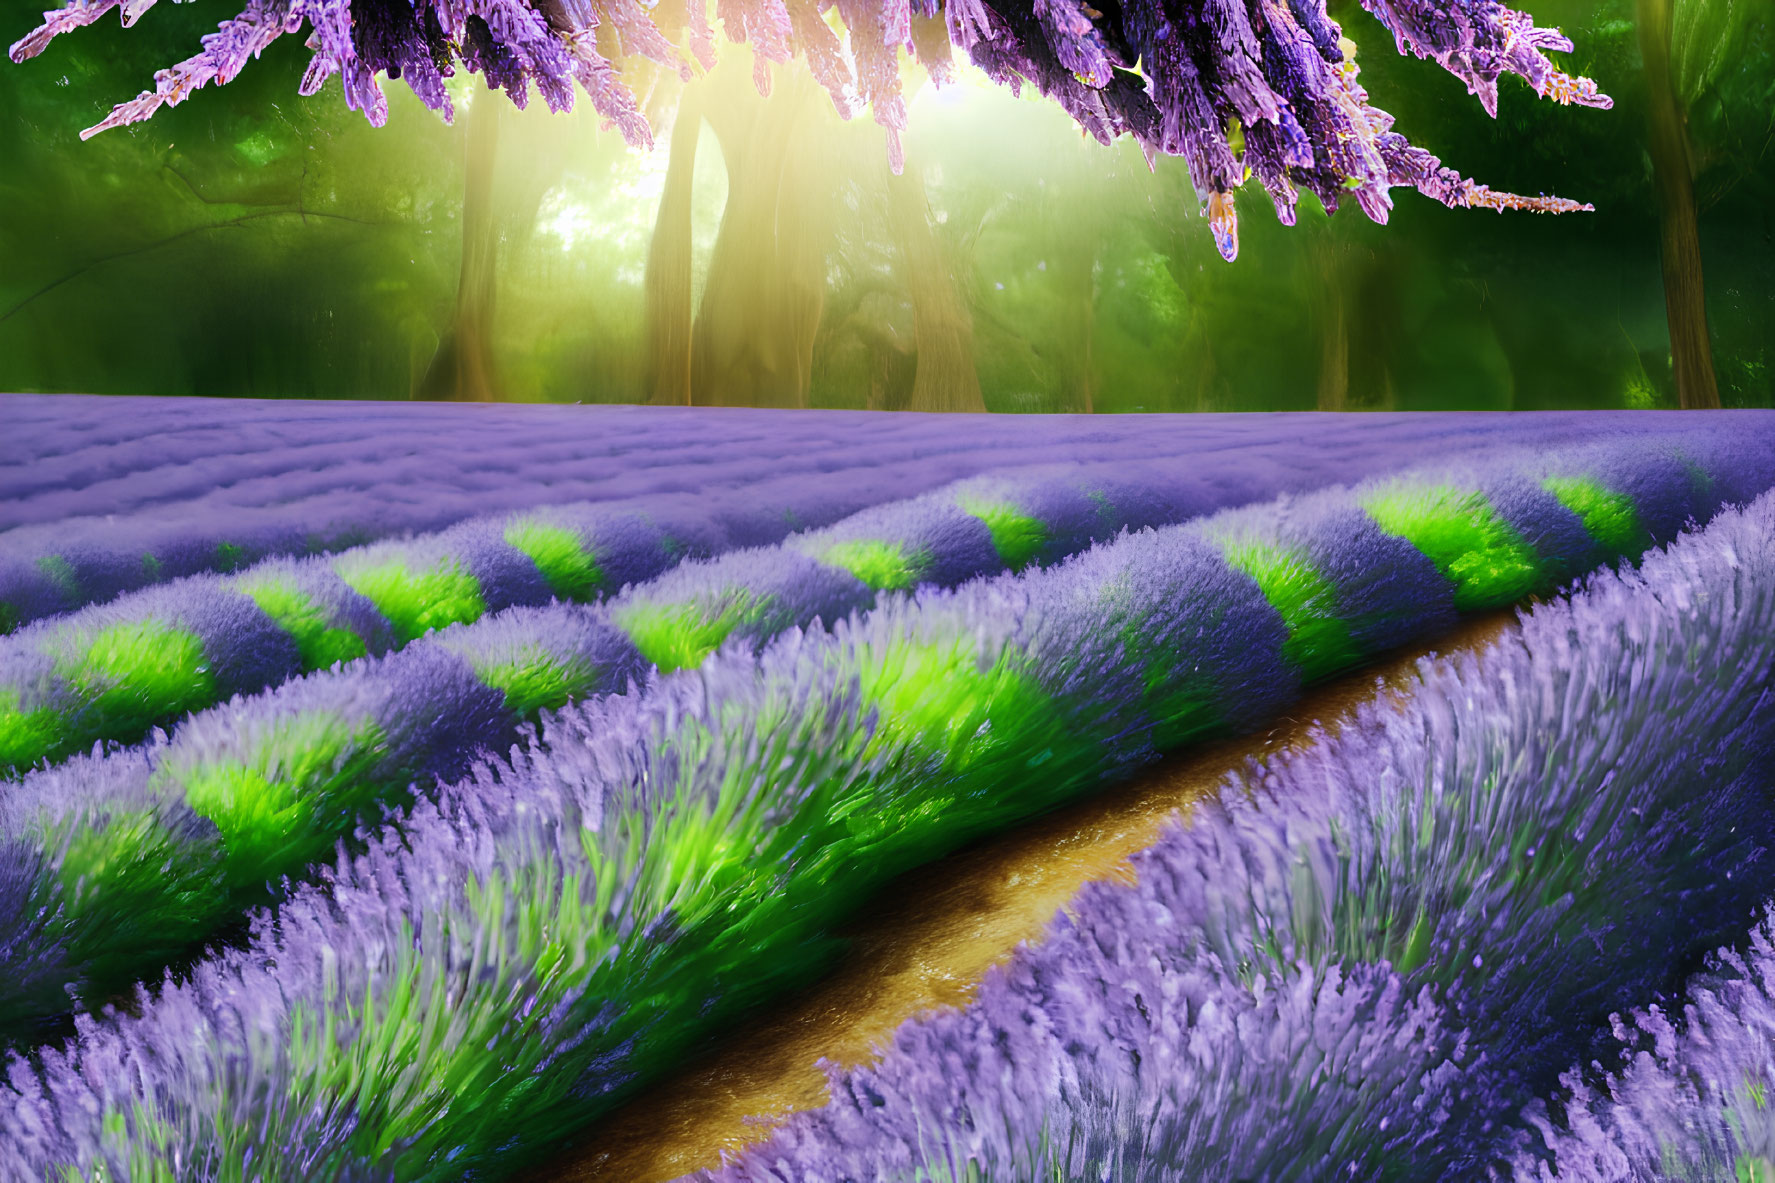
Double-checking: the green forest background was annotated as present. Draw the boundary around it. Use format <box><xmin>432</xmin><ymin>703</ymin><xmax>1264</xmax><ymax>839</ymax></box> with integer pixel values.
<box><xmin>0</xmin><ymin>0</ymin><xmax>1769</xmax><ymax>412</ymax></box>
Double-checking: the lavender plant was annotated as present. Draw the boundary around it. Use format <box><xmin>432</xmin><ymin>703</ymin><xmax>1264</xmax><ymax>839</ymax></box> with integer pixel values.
<box><xmin>1505</xmin><ymin>910</ymin><xmax>1775</xmax><ymax>1182</ymax></box>
<box><xmin>0</xmin><ymin>499</ymin><xmax>754</xmax><ymax>776</ymax></box>
<box><xmin>1</xmin><ymin>436</ymin><xmax>1768</xmax><ymax>1178</ymax></box>
<box><xmin>9</xmin><ymin>0</ymin><xmax>1609</xmax><ymax>259</ymax></box>
<box><xmin>0</xmin><ymin>395</ymin><xmax>1268</xmax><ymax>634</ymax></box>
<box><xmin>697</xmin><ymin>484</ymin><xmax>1775</xmax><ymax>1183</ymax></box>
<box><xmin>0</xmin><ymin>461</ymin><xmax>1270</xmax><ymax>776</ymax></box>
<box><xmin>0</xmin><ymin>459</ymin><xmax>1283</xmax><ymax>1039</ymax></box>
<box><xmin>11</xmin><ymin>409</ymin><xmax>1694</xmax><ymax>776</ymax></box>
<box><xmin>2</xmin><ymin>398</ymin><xmax>1624</xmax><ymax>634</ymax></box>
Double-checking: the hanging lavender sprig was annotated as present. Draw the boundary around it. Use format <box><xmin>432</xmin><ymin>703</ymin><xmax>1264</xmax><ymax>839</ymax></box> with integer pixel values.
<box><xmin>7</xmin><ymin>0</ymin><xmax>157</xmax><ymax>63</ymax></box>
<box><xmin>8</xmin><ymin>0</ymin><xmax>1610</xmax><ymax>257</ymax></box>
<box><xmin>67</xmin><ymin>0</ymin><xmax>302</xmax><ymax>141</ymax></box>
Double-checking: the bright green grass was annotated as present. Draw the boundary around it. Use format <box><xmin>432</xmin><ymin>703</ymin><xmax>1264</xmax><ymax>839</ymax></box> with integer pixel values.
<box><xmin>234</xmin><ymin>575</ymin><xmax>369</xmax><ymax>670</ymax></box>
<box><xmin>1220</xmin><ymin>538</ymin><xmax>1361</xmax><ymax>683</ymax></box>
<box><xmin>28</xmin><ymin>783</ymin><xmax>231</xmax><ymax>1023</ymax></box>
<box><xmin>64</xmin><ymin>1104</ymin><xmax>187</xmax><ymax>1183</ymax></box>
<box><xmin>1738</xmin><ymin>1157</ymin><xmax>1775</xmax><ymax>1183</ymax></box>
<box><xmin>172</xmin><ymin>709</ymin><xmax>388</xmax><ymax>882</ymax></box>
<box><xmin>7</xmin><ymin>706</ymin><xmax>392</xmax><ymax>1029</ymax></box>
<box><xmin>856</xmin><ymin>637</ymin><xmax>1052</xmax><ymax>774</ymax></box>
<box><xmin>615</xmin><ymin>592</ymin><xmax>771</xmax><ymax>673</ymax></box>
<box><xmin>0</xmin><ymin>687</ymin><xmax>63</xmax><ymax>774</ymax></box>
<box><xmin>470</xmin><ymin>645</ymin><xmax>604</xmax><ymax>717</ymax></box>
<box><xmin>1362</xmin><ymin>484</ymin><xmax>1543</xmax><ymax>612</ymax></box>
<box><xmin>818</xmin><ymin>540</ymin><xmax>929</xmax><ymax>592</ymax></box>
<box><xmin>959</xmin><ymin>499</ymin><xmax>1049</xmax><ymax>570</ymax></box>
<box><xmin>336</xmin><ymin>557</ymin><xmax>486</xmax><ymax>644</ymax></box>
<box><xmin>63</xmin><ymin>620</ymin><xmax>214</xmax><ymax>748</ymax></box>
<box><xmin>506</xmin><ymin>521</ymin><xmax>603</xmax><ymax>603</ymax></box>
<box><xmin>1543</xmin><ymin>475</ymin><xmax>1647</xmax><ymax>558</ymax></box>
<box><xmin>53</xmin><ymin>804</ymin><xmax>205</xmax><ymax>911</ymax></box>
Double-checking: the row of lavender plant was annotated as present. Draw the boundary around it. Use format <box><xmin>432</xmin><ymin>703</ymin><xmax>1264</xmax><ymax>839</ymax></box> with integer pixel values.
<box><xmin>0</xmin><ymin>456</ymin><xmax>1247</xmax><ymax>775</ymax></box>
<box><xmin>2</xmin><ymin>398</ymin><xmax>1622</xmax><ymax>632</ymax></box>
<box><xmin>0</xmin><ymin>394</ymin><xmax>1191</xmax><ymax>533</ymax></box>
<box><xmin>698</xmin><ymin>485</ymin><xmax>1775</xmax><ymax>1183</ymax></box>
<box><xmin>3</xmin><ymin>436</ymin><xmax>1769</xmax><ymax>1179</ymax></box>
<box><xmin>0</xmin><ymin>396</ymin><xmax>1152</xmax><ymax>626</ymax></box>
<box><xmin>0</xmin><ymin>403</ymin><xmax>1122</xmax><ymax>633</ymax></box>
<box><xmin>0</xmin><ymin>461</ymin><xmax>1239</xmax><ymax>1038</ymax></box>
<box><xmin>3</xmin><ymin>403</ymin><xmax>1675</xmax><ymax>775</ymax></box>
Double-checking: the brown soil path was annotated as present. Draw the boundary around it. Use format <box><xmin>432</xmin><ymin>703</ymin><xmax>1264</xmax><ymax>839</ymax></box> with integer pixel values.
<box><xmin>540</xmin><ymin>611</ymin><xmax>1521</xmax><ymax>1183</ymax></box>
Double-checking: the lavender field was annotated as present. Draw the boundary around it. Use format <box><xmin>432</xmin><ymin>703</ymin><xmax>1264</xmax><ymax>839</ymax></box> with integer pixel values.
<box><xmin>3</xmin><ymin>398</ymin><xmax>1775</xmax><ymax>1182</ymax></box>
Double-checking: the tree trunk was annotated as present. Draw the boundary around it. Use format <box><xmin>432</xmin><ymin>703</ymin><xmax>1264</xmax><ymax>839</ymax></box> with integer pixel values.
<box><xmin>1343</xmin><ymin>247</ymin><xmax>1400</xmax><ymax>411</ymax></box>
<box><xmin>642</xmin><ymin>86</ymin><xmax>703</xmax><ymax>406</ymax></box>
<box><xmin>1052</xmin><ymin>232</ymin><xmax>1097</xmax><ymax>413</ymax></box>
<box><xmin>885</xmin><ymin>155</ymin><xmax>986</xmax><ymax>413</ymax></box>
<box><xmin>853</xmin><ymin>317</ymin><xmax>916</xmax><ymax>411</ymax></box>
<box><xmin>1316</xmin><ymin>295</ymin><xmax>1350</xmax><ymax>411</ymax></box>
<box><xmin>1638</xmin><ymin>0</ymin><xmax>1722</xmax><ymax>409</ymax></box>
<box><xmin>690</xmin><ymin>63</ymin><xmax>832</xmax><ymax>408</ymax></box>
<box><xmin>774</xmin><ymin>82</ymin><xmax>835</xmax><ymax>406</ymax></box>
<box><xmin>1311</xmin><ymin>233</ymin><xmax>1350</xmax><ymax>411</ymax></box>
<box><xmin>417</xmin><ymin>87</ymin><xmax>501</xmax><ymax>402</ymax></box>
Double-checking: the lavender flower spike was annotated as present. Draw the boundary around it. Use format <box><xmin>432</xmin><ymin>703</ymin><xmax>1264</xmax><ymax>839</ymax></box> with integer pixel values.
<box><xmin>79</xmin><ymin>0</ymin><xmax>300</xmax><ymax>141</ymax></box>
<box><xmin>8</xmin><ymin>0</ymin><xmax>153</xmax><ymax>63</ymax></box>
<box><xmin>1505</xmin><ymin>914</ymin><xmax>1775</xmax><ymax>1180</ymax></box>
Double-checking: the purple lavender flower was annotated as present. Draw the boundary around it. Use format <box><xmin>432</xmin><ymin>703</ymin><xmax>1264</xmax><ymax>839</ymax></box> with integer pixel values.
<box><xmin>1</xmin><ymin>446</ymin><xmax>1765</xmax><ymax>1179</ymax></box>
<box><xmin>10</xmin><ymin>0</ymin><xmax>1609</xmax><ymax>254</ymax></box>
<box><xmin>5</xmin><ymin>398</ymin><xmax>1645</xmax><ymax>633</ymax></box>
<box><xmin>698</xmin><ymin>488</ymin><xmax>1775</xmax><ymax>1183</ymax></box>
<box><xmin>1</xmin><ymin>398</ymin><xmax>1772</xmax><ymax>1177</ymax></box>
<box><xmin>1505</xmin><ymin>911</ymin><xmax>1775</xmax><ymax>1182</ymax></box>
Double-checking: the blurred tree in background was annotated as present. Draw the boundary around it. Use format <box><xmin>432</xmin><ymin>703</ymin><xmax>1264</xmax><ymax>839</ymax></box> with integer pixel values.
<box><xmin>0</xmin><ymin>0</ymin><xmax>1769</xmax><ymax>411</ymax></box>
<box><xmin>0</xmin><ymin>14</ymin><xmax>458</xmax><ymax>399</ymax></box>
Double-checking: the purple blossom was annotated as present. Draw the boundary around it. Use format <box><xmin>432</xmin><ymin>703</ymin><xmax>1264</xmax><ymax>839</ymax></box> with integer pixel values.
<box><xmin>9</xmin><ymin>0</ymin><xmax>1610</xmax><ymax>252</ymax></box>
<box><xmin>5</xmin><ymin>397</ymin><xmax>1651</xmax><ymax>634</ymax></box>
<box><xmin>698</xmin><ymin>487</ymin><xmax>1775</xmax><ymax>1183</ymax></box>
<box><xmin>1505</xmin><ymin>911</ymin><xmax>1775</xmax><ymax>1182</ymax></box>
<box><xmin>2</xmin><ymin>440</ymin><xmax>1767</xmax><ymax>1176</ymax></box>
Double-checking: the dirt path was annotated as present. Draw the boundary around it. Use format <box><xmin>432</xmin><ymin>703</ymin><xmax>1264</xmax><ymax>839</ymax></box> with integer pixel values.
<box><xmin>541</xmin><ymin>611</ymin><xmax>1521</xmax><ymax>1182</ymax></box>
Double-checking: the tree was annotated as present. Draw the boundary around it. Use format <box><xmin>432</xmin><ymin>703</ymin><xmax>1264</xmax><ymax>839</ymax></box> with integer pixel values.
<box><xmin>12</xmin><ymin>0</ymin><xmax>1610</xmax><ymax>269</ymax></box>
<box><xmin>1636</xmin><ymin>0</ymin><xmax>1754</xmax><ymax>407</ymax></box>
<box><xmin>882</xmin><ymin>126</ymin><xmax>987</xmax><ymax>412</ymax></box>
<box><xmin>641</xmin><ymin>60</ymin><xmax>853</xmax><ymax>408</ymax></box>
<box><xmin>416</xmin><ymin>82</ymin><xmax>503</xmax><ymax>401</ymax></box>
<box><xmin>686</xmin><ymin>60</ymin><xmax>838</xmax><ymax>408</ymax></box>
<box><xmin>641</xmin><ymin>78</ymin><xmax>702</xmax><ymax>406</ymax></box>
<box><xmin>0</xmin><ymin>6</ymin><xmax>466</xmax><ymax>399</ymax></box>
<box><xmin>1329</xmin><ymin>0</ymin><xmax>1773</xmax><ymax>410</ymax></box>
